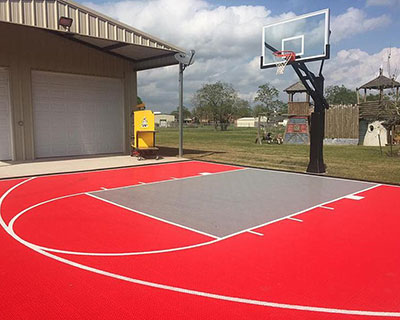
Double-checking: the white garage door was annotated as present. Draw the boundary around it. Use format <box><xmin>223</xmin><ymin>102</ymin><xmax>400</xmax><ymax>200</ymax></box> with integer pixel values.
<box><xmin>0</xmin><ymin>68</ymin><xmax>12</xmax><ymax>161</ymax></box>
<box><xmin>32</xmin><ymin>71</ymin><xmax>124</xmax><ymax>158</ymax></box>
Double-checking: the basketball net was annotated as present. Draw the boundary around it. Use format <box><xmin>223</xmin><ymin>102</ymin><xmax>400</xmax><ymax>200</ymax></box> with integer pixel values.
<box><xmin>273</xmin><ymin>51</ymin><xmax>295</xmax><ymax>75</ymax></box>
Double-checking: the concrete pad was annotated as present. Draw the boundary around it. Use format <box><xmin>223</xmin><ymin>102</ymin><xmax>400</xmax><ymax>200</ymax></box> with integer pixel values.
<box><xmin>0</xmin><ymin>154</ymin><xmax>185</xmax><ymax>179</ymax></box>
<box><xmin>93</xmin><ymin>168</ymin><xmax>376</xmax><ymax>238</ymax></box>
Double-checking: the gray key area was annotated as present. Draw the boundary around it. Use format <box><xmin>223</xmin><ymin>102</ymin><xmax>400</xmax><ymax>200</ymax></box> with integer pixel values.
<box><xmin>91</xmin><ymin>169</ymin><xmax>376</xmax><ymax>238</ymax></box>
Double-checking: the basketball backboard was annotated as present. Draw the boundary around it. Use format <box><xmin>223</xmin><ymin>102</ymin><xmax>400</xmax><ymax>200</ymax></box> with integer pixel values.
<box><xmin>261</xmin><ymin>9</ymin><xmax>330</xmax><ymax>69</ymax></box>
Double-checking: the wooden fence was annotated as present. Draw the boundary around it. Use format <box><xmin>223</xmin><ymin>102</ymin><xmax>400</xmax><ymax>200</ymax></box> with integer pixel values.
<box><xmin>324</xmin><ymin>105</ymin><xmax>359</xmax><ymax>139</ymax></box>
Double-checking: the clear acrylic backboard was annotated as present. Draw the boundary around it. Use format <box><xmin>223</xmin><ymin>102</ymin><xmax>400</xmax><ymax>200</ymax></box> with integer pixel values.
<box><xmin>261</xmin><ymin>9</ymin><xmax>330</xmax><ymax>69</ymax></box>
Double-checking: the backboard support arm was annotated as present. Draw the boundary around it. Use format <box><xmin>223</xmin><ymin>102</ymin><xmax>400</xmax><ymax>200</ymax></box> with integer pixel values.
<box><xmin>262</xmin><ymin>41</ymin><xmax>329</xmax><ymax>173</ymax></box>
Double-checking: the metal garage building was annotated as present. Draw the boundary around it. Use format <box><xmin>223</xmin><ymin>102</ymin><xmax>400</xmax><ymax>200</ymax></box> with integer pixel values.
<box><xmin>0</xmin><ymin>0</ymin><xmax>183</xmax><ymax>161</ymax></box>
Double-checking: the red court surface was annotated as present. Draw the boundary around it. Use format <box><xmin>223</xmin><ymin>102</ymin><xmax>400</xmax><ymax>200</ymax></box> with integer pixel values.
<box><xmin>1</xmin><ymin>160</ymin><xmax>399</xmax><ymax>319</ymax></box>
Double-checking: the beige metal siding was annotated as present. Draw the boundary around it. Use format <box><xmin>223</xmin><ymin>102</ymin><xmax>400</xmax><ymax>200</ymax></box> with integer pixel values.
<box><xmin>0</xmin><ymin>0</ymin><xmax>180</xmax><ymax>51</ymax></box>
<box><xmin>0</xmin><ymin>68</ymin><xmax>12</xmax><ymax>160</ymax></box>
<box><xmin>0</xmin><ymin>22</ymin><xmax>136</xmax><ymax>160</ymax></box>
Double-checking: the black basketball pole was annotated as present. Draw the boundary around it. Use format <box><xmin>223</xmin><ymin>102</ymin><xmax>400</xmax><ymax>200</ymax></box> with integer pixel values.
<box><xmin>309</xmin><ymin>75</ymin><xmax>326</xmax><ymax>173</ymax></box>
<box><xmin>291</xmin><ymin>62</ymin><xmax>328</xmax><ymax>173</ymax></box>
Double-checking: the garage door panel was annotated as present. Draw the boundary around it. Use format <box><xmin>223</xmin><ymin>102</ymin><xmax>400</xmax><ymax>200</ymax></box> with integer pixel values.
<box><xmin>0</xmin><ymin>68</ymin><xmax>12</xmax><ymax>161</ymax></box>
<box><xmin>32</xmin><ymin>71</ymin><xmax>124</xmax><ymax>158</ymax></box>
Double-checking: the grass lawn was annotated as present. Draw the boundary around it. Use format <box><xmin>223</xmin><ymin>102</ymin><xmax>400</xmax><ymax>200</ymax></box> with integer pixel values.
<box><xmin>157</xmin><ymin>126</ymin><xmax>400</xmax><ymax>185</ymax></box>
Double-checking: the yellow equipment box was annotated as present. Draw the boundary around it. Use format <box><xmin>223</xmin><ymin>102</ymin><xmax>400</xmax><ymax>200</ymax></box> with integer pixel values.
<box><xmin>132</xmin><ymin>109</ymin><xmax>159</xmax><ymax>159</ymax></box>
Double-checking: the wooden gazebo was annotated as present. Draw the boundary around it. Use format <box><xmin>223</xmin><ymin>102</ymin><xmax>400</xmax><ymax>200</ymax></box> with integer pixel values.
<box><xmin>284</xmin><ymin>81</ymin><xmax>312</xmax><ymax>116</ymax></box>
<box><xmin>285</xmin><ymin>81</ymin><xmax>310</xmax><ymax>103</ymax></box>
<box><xmin>356</xmin><ymin>69</ymin><xmax>400</xmax><ymax>104</ymax></box>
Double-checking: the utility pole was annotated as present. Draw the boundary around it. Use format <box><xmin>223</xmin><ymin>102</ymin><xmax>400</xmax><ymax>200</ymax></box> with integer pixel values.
<box><xmin>178</xmin><ymin>62</ymin><xmax>184</xmax><ymax>158</ymax></box>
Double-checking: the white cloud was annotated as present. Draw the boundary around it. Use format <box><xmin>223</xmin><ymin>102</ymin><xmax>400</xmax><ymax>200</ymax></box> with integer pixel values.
<box><xmin>330</xmin><ymin>7</ymin><xmax>390</xmax><ymax>43</ymax></box>
<box><xmin>366</xmin><ymin>0</ymin><xmax>400</xmax><ymax>6</ymax></box>
<box><xmin>83</xmin><ymin>1</ymin><xmax>394</xmax><ymax>112</ymax></box>
<box><xmin>324</xmin><ymin>47</ymin><xmax>400</xmax><ymax>89</ymax></box>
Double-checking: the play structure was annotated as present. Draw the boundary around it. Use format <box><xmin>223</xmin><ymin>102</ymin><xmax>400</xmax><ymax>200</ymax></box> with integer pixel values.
<box><xmin>261</xmin><ymin>9</ymin><xmax>330</xmax><ymax>173</ymax></box>
<box><xmin>283</xmin><ymin>81</ymin><xmax>311</xmax><ymax>144</ymax></box>
<box><xmin>131</xmin><ymin>105</ymin><xmax>159</xmax><ymax>160</ymax></box>
<box><xmin>357</xmin><ymin>69</ymin><xmax>400</xmax><ymax>148</ymax></box>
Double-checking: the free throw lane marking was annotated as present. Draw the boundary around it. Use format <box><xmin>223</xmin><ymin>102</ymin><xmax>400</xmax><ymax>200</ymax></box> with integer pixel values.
<box><xmin>248</xmin><ymin>230</ymin><xmax>264</xmax><ymax>236</ymax></box>
<box><xmin>344</xmin><ymin>194</ymin><xmax>364</xmax><ymax>200</ymax></box>
<box><xmin>219</xmin><ymin>184</ymin><xmax>381</xmax><ymax>240</ymax></box>
<box><xmin>288</xmin><ymin>217</ymin><xmax>303</xmax><ymax>222</ymax></box>
<box><xmin>320</xmin><ymin>205</ymin><xmax>334</xmax><ymax>210</ymax></box>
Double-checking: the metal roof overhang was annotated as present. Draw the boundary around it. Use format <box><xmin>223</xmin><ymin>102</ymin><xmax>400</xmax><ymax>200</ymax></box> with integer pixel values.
<box><xmin>0</xmin><ymin>0</ymin><xmax>184</xmax><ymax>71</ymax></box>
<box><xmin>54</xmin><ymin>31</ymin><xmax>181</xmax><ymax>71</ymax></box>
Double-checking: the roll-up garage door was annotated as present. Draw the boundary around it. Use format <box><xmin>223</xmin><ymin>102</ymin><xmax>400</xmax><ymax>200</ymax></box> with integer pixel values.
<box><xmin>32</xmin><ymin>71</ymin><xmax>124</xmax><ymax>158</ymax></box>
<box><xmin>0</xmin><ymin>68</ymin><xmax>12</xmax><ymax>161</ymax></box>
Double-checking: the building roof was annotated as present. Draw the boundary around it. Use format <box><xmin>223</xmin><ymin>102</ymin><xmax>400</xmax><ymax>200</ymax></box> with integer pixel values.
<box><xmin>284</xmin><ymin>81</ymin><xmax>308</xmax><ymax>93</ymax></box>
<box><xmin>359</xmin><ymin>74</ymin><xmax>400</xmax><ymax>90</ymax></box>
<box><xmin>0</xmin><ymin>0</ymin><xmax>184</xmax><ymax>70</ymax></box>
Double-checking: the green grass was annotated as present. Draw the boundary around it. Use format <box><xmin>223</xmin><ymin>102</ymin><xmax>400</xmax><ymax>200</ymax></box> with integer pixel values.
<box><xmin>157</xmin><ymin>126</ymin><xmax>400</xmax><ymax>185</ymax></box>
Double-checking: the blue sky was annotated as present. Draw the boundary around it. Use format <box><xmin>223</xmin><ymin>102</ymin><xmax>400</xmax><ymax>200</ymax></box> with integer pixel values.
<box><xmin>83</xmin><ymin>0</ymin><xmax>400</xmax><ymax>112</ymax></box>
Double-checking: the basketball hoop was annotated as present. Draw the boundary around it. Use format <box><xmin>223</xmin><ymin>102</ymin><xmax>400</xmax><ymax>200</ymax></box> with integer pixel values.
<box><xmin>273</xmin><ymin>50</ymin><xmax>296</xmax><ymax>75</ymax></box>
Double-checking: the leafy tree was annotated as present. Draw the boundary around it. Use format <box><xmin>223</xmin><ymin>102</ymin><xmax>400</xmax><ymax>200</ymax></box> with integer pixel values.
<box><xmin>253</xmin><ymin>102</ymin><xmax>288</xmax><ymax>117</ymax></box>
<box><xmin>192</xmin><ymin>81</ymin><xmax>239</xmax><ymax>130</ymax></box>
<box><xmin>171</xmin><ymin>106</ymin><xmax>192</xmax><ymax>121</ymax></box>
<box><xmin>325</xmin><ymin>85</ymin><xmax>357</xmax><ymax>105</ymax></box>
<box><xmin>233</xmin><ymin>98</ymin><xmax>253</xmax><ymax>118</ymax></box>
<box><xmin>254</xmin><ymin>83</ymin><xmax>286</xmax><ymax>114</ymax></box>
<box><xmin>252</xmin><ymin>104</ymin><xmax>269</xmax><ymax>117</ymax></box>
<box><xmin>137</xmin><ymin>96</ymin><xmax>143</xmax><ymax>105</ymax></box>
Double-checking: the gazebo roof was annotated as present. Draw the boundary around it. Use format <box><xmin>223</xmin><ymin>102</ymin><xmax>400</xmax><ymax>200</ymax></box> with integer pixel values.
<box><xmin>284</xmin><ymin>81</ymin><xmax>308</xmax><ymax>93</ymax></box>
<box><xmin>359</xmin><ymin>74</ymin><xmax>400</xmax><ymax>90</ymax></box>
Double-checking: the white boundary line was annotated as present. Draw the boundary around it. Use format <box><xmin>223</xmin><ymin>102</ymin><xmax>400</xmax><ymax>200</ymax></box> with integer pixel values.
<box><xmin>7</xmin><ymin>179</ymin><xmax>383</xmax><ymax>257</ymax></box>
<box><xmin>247</xmin><ymin>166</ymin><xmax>377</xmax><ymax>185</ymax></box>
<box><xmin>8</xmin><ymin>193</ymin><xmax>219</xmax><ymax>257</ymax></box>
<box><xmin>219</xmin><ymin>184</ymin><xmax>382</xmax><ymax>241</ymax></box>
<box><xmin>90</xmin><ymin>167</ymin><xmax>247</xmax><ymax>195</ymax></box>
<box><xmin>5</xmin><ymin>167</ymin><xmax>249</xmax><ymax>257</ymax></box>
<box><xmin>1</xmin><ymin>180</ymin><xmax>400</xmax><ymax>317</ymax></box>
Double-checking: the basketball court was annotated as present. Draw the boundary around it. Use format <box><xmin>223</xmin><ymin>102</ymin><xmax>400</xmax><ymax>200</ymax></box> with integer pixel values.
<box><xmin>1</xmin><ymin>160</ymin><xmax>399</xmax><ymax>319</ymax></box>
<box><xmin>1</xmin><ymin>6</ymin><xmax>398</xmax><ymax>320</ymax></box>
